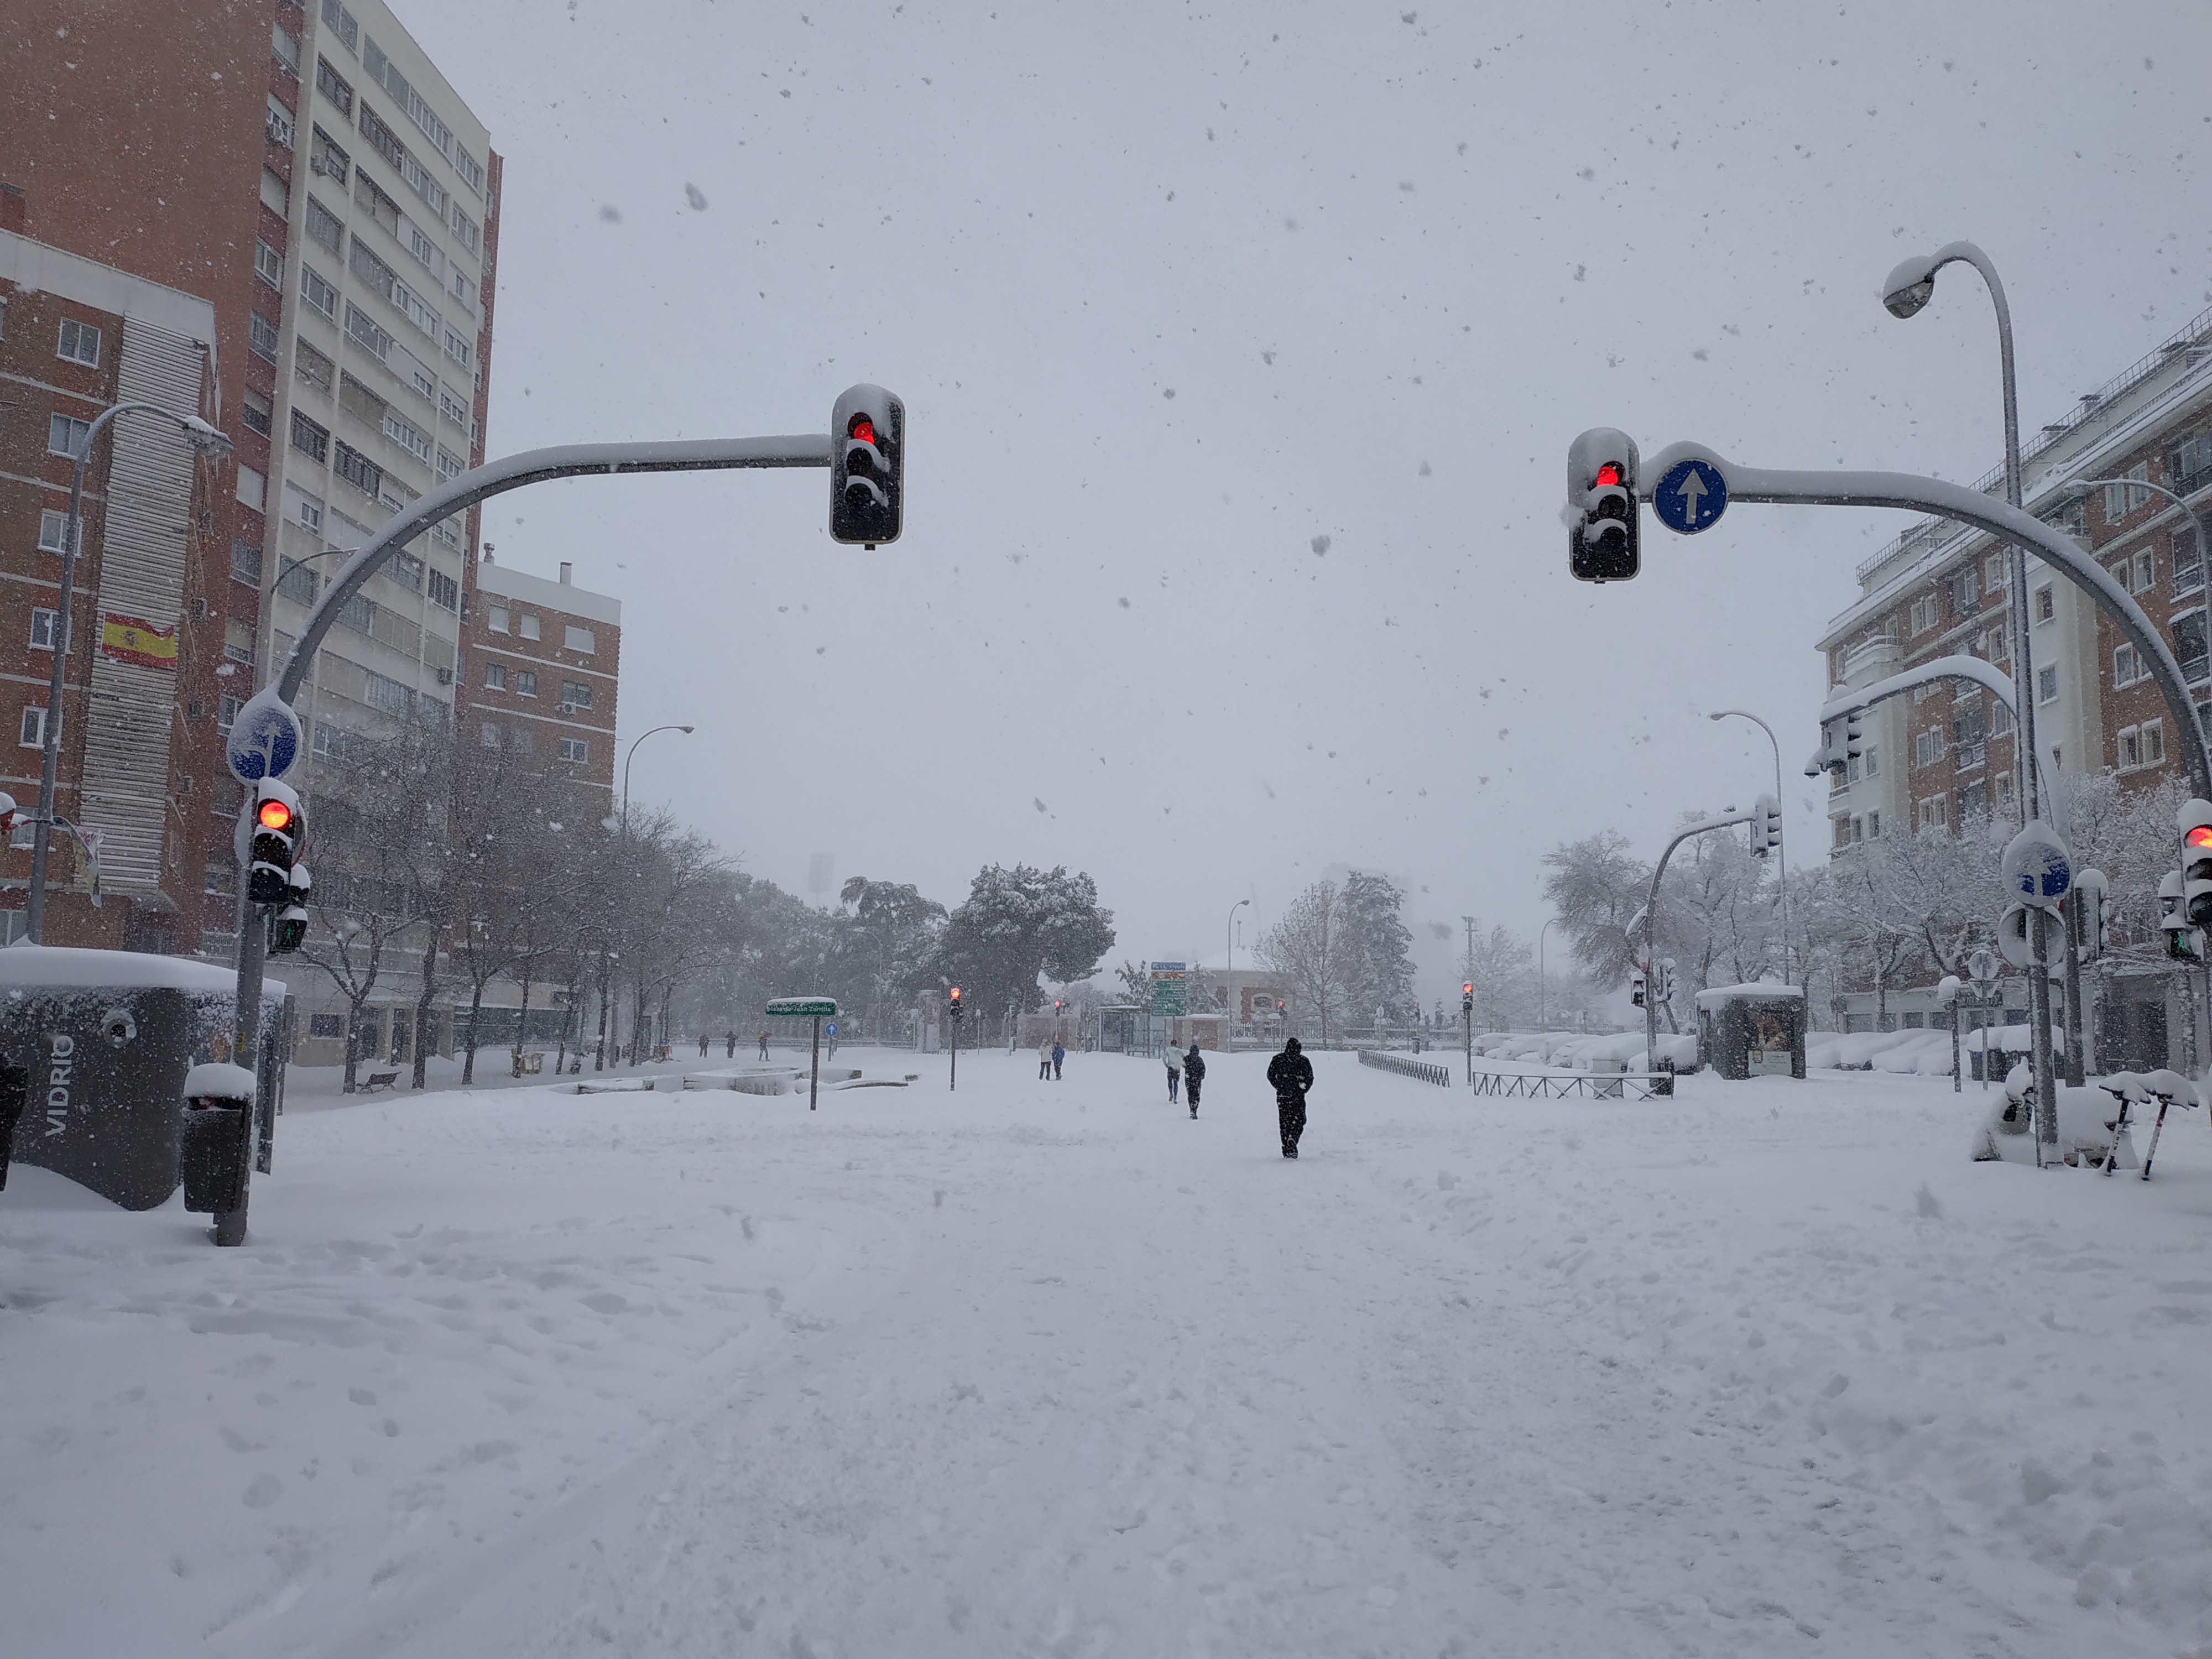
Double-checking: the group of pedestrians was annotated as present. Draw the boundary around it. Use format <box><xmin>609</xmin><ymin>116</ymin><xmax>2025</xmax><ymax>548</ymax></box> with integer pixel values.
<box><xmin>1164</xmin><ymin>1036</ymin><xmax>1311</xmax><ymax>1156</ymax></box>
<box><xmin>1034</xmin><ymin>1036</ymin><xmax>1066</xmax><ymax>1081</ymax></box>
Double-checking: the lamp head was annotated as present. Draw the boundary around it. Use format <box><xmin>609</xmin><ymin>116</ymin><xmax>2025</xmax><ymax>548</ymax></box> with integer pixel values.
<box><xmin>180</xmin><ymin>415</ymin><xmax>233</xmax><ymax>459</ymax></box>
<box><xmin>1881</xmin><ymin>254</ymin><xmax>1941</xmax><ymax>320</ymax></box>
<box><xmin>2060</xmin><ymin>478</ymin><xmax>2095</xmax><ymax>500</ymax></box>
<box><xmin>679</xmin><ymin>726</ymin><xmax>695</xmax><ymax>733</ymax></box>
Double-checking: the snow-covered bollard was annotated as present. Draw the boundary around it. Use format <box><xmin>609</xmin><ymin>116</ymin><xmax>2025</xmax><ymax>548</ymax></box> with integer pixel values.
<box><xmin>179</xmin><ymin>1062</ymin><xmax>256</xmax><ymax>1220</ymax></box>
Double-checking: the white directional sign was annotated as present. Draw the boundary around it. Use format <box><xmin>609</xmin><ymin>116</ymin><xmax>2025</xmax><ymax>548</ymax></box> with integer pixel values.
<box><xmin>225</xmin><ymin>687</ymin><xmax>304</xmax><ymax>784</ymax></box>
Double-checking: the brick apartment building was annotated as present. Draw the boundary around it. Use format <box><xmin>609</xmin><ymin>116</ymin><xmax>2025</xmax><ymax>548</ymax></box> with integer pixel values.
<box><xmin>468</xmin><ymin>555</ymin><xmax>622</xmax><ymax>810</ymax></box>
<box><xmin>1817</xmin><ymin>305</ymin><xmax>2212</xmax><ymax>1055</ymax></box>
<box><xmin>0</xmin><ymin>236</ymin><xmax>225</xmax><ymax>951</ymax></box>
<box><xmin>4</xmin><ymin>1</ymin><xmax>508</xmax><ymax>1071</ymax></box>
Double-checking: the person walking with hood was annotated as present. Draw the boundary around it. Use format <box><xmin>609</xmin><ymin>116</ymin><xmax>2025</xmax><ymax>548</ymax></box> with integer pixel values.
<box><xmin>1051</xmin><ymin>1040</ymin><xmax>1066</xmax><ymax>1081</ymax></box>
<box><xmin>1266</xmin><ymin>1036</ymin><xmax>1314</xmax><ymax>1157</ymax></box>
<box><xmin>1164</xmin><ymin>1040</ymin><xmax>1183</xmax><ymax>1104</ymax></box>
<box><xmin>1183</xmin><ymin>1042</ymin><xmax>1206</xmax><ymax>1118</ymax></box>
<box><xmin>1037</xmin><ymin>1034</ymin><xmax>1053</xmax><ymax>1080</ymax></box>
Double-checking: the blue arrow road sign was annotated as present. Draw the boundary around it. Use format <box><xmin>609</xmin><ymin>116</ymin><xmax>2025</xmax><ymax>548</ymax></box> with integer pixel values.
<box><xmin>225</xmin><ymin>686</ymin><xmax>303</xmax><ymax>782</ymax></box>
<box><xmin>825</xmin><ymin>1022</ymin><xmax>837</xmax><ymax>1036</ymax></box>
<box><xmin>1654</xmin><ymin>457</ymin><xmax>1728</xmax><ymax>534</ymax></box>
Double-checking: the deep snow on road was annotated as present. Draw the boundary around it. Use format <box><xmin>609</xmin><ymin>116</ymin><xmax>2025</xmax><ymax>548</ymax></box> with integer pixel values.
<box><xmin>6</xmin><ymin>1048</ymin><xmax>2212</xmax><ymax>1657</ymax></box>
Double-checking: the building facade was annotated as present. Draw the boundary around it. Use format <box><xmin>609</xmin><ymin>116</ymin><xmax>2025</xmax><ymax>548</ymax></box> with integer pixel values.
<box><xmin>467</xmin><ymin>556</ymin><xmax>622</xmax><ymax>810</ymax></box>
<box><xmin>1815</xmin><ymin>305</ymin><xmax>2212</xmax><ymax>1053</ymax></box>
<box><xmin>0</xmin><ymin>235</ymin><xmax>224</xmax><ymax>951</ymax></box>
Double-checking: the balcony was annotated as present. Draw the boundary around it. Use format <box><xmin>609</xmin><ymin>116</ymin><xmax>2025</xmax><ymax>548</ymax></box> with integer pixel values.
<box><xmin>1955</xmin><ymin>740</ymin><xmax>1986</xmax><ymax>773</ymax></box>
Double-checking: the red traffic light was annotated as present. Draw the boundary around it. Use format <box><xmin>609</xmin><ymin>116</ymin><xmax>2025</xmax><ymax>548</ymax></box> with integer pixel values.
<box><xmin>848</xmin><ymin>415</ymin><xmax>875</xmax><ymax>445</ymax></box>
<box><xmin>2187</xmin><ymin>826</ymin><xmax>2212</xmax><ymax>852</ymax></box>
<box><xmin>1594</xmin><ymin>463</ymin><xmax>1622</xmax><ymax>488</ymax></box>
<box><xmin>256</xmin><ymin>799</ymin><xmax>293</xmax><ymax>832</ymax></box>
<box><xmin>1462</xmin><ymin>982</ymin><xmax>1473</xmax><ymax>995</ymax></box>
<box><xmin>948</xmin><ymin>987</ymin><xmax>962</xmax><ymax>1001</ymax></box>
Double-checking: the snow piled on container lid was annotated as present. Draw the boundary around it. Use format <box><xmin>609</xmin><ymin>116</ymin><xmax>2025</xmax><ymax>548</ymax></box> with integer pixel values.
<box><xmin>184</xmin><ymin>1062</ymin><xmax>257</xmax><ymax>1101</ymax></box>
<box><xmin>1693</xmin><ymin>981</ymin><xmax>1806</xmax><ymax>1009</ymax></box>
<box><xmin>0</xmin><ymin>942</ymin><xmax>284</xmax><ymax>998</ymax></box>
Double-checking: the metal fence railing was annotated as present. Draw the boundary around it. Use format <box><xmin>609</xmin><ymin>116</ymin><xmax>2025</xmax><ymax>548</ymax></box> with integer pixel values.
<box><xmin>1468</xmin><ymin>1067</ymin><xmax>1671</xmax><ymax>1101</ymax></box>
<box><xmin>1358</xmin><ymin>1050</ymin><xmax>1452</xmax><ymax>1088</ymax></box>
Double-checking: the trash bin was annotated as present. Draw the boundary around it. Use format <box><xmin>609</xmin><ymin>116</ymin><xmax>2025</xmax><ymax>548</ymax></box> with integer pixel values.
<box><xmin>0</xmin><ymin>946</ymin><xmax>282</xmax><ymax>1211</ymax></box>
<box><xmin>179</xmin><ymin>1062</ymin><xmax>255</xmax><ymax>1215</ymax></box>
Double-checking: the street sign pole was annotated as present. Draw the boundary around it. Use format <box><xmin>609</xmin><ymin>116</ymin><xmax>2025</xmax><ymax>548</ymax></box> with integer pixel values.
<box><xmin>765</xmin><ymin>997</ymin><xmax>837</xmax><ymax>1111</ymax></box>
<box><xmin>810</xmin><ymin>1015</ymin><xmax>821</xmax><ymax>1112</ymax></box>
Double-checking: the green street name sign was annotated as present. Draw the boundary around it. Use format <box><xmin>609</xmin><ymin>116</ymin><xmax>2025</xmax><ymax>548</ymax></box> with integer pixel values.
<box><xmin>766</xmin><ymin>997</ymin><xmax>837</xmax><ymax>1019</ymax></box>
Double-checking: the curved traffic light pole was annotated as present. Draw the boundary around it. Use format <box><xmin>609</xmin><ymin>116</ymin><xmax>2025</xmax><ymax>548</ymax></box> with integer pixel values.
<box><xmin>223</xmin><ymin>434</ymin><xmax>833</xmax><ymax>1245</ymax></box>
<box><xmin>1641</xmin><ymin>808</ymin><xmax>1761</xmax><ymax>1077</ymax></box>
<box><xmin>1811</xmin><ymin>654</ymin><xmax>2060</xmax><ymax>808</ymax></box>
<box><xmin>1645</xmin><ymin>443</ymin><xmax>2212</xmax><ymax>803</ymax></box>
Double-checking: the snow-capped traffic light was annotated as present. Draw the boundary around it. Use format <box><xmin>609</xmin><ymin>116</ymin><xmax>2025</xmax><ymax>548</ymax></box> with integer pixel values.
<box><xmin>2159</xmin><ymin>869</ymin><xmax>2195</xmax><ymax>960</ymax></box>
<box><xmin>1630</xmin><ymin>968</ymin><xmax>1647</xmax><ymax>1008</ymax></box>
<box><xmin>1567</xmin><ymin>429</ymin><xmax>1640</xmax><ymax>583</ymax></box>
<box><xmin>1845</xmin><ymin>712</ymin><xmax>1864</xmax><ymax>762</ymax></box>
<box><xmin>269</xmin><ymin>867</ymin><xmax>310</xmax><ymax>954</ymax></box>
<box><xmin>829</xmin><ymin>384</ymin><xmax>905</xmax><ymax>547</ymax></box>
<box><xmin>1754</xmin><ymin>795</ymin><xmax>1783</xmax><ymax>858</ymax></box>
<box><xmin>245</xmin><ymin>781</ymin><xmax>302</xmax><ymax>905</ymax></box>
<box><xmin>1461</xmin><ymin>982</ymin><xmax>1474</xmax><ymax>1018</ymax></box>
<box><xmin>947</xmin><ymin>986</ymin><xmax>963</xmax><ymax>1021</ymax></box>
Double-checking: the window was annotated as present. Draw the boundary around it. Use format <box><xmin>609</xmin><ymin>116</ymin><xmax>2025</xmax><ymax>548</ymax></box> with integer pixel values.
<box><xmin>308</xmin><ymin>1013</ymin><xmax>346</xmax><ymax>1041</ymax></box>
<box><xmin>363</xmin><ymin>670</ymin><xmax>413</xmax><ymax>717</ymax></box>
<box><xmin>353</xmin><ymin>170</ymin><xmax>401</xmax><ymax>238</ymax></box>
<box><xmin>29</xmin><ymin>609</ymin><xmax>57</xmax><ymax>651</ymax></box>
<box><xmin>2176</xmin><ymin>429</ymin><xmax>2212</xmax><ymax>498</ymax></box>
<box><xmin>217</xmin><ymin>694</ymin><xmax>241</xmax><ymax>732</ymax></box>
<box><xmin>316</xmin><ymin>55</ymin><xmax>354</xmax><ymax>116</ymax></box>
<box><xmin>560</xmin><ymin>680</ymin><xmax>592</xmax><ymax>708</ymax></box>
<box><xmin>388</xmin><ymin>551</ymin><xmax>424</xmax><ymax>593</ymax></box>
<box><xmin>48</xmin><ymin>413</ymin><xmax>91</xmax><ymax>458</ymax></box>
<box><xmin>2120</xmin><ymin>726</ymin><xmax>2142</xmax><ymax>769</ymax></box>
<box><xmin>301</xmin><ymin>199</ymin><xmax>342</xmax><ymax>259</ymax></box>
<box><xmin>384</xmin><ymin>411</ymin><xmax>431</xmax><ymax>462</ymax></box>
<box><xmin>559</xmin><ymin>738</ymin><xmax>588</xmax><ymax>763</ymax></box>
<box><xmin>300</xmin><ymin>262</ymin><xmax>339</xmax><ymax>321</ymax></box>
<box><xmin>2114</xmin><ymin>643</ymin><xmax>2141</xmax><ymax>687</ymax></box>
<box><xmin>295</xmin><ymin>338</ymin><xmax>335</xmax><ymax>390</ymax></box>
<box><xmin>366</xmin><ymin>35</ymin><xmax>454</xmax><ymax>159</ymax></box>
<box><xmin>272</xmin><ymin>19</ymin><xmax>301</xmax><ymax>74</ymax></box>
<box><xmin>266</xmin><ymin>96</ymin><xmax>294</xmax><ymax>149</ymax></box>
<box><xmin>564</xmin><ymin>626</ymin><xmax>594</xmax><ymax>654</ymax></box>
<box><xmin>1990</xmin><ymin>700</ymin><xmax>2011</xmax><ymax>737</ymax></box>
<box><xmin>435</xmin><ymin>445</ymin><xmax>463</xmax><ymax>481</ymax></box>
<box><xmin>444</xmin><ymin>328</ymin><xmax>470</xmax><ymax>367</ymax></box>
<box><xmin>19</xmin><ymin>705</ymin><xmax>46</xmax><ymax>748</ymax></box>
<box><xmin>333</xmin><ymin>440</ymin><xmax>383</xmax><ymax>499</ymax></box>
<box><xmin>1913</xmin><ymin>727</ymin><xmax>1943</xmax><ymax>769</ymax></box>
<box><xmin>54</xmin><ymin>316</ymin><xmax>101</xmax><ymax>371</ymax></box>
<box><xmin>436</xmin><ymin>389</ymin><xmax>468</xmax><ymax>432</ymax></box>
<box><xmin>2176</xmin><ymin>523</ymin><xmax>2204</xmax><ymax>596</ymax></box>
<box><xmin>261</xmin><ymin>166</ymin><xmax>290</xmax><ymax>216</ymax></box>
<box><xmin>514</xmin><ymin>669</ymin><xmax>538</xmax><ymax>698</ymax></box>
<box><xmin>2038</xmin><ymin>665</ymin><xmax>2058</xmax><ymax>703</ymax></box>
<box><xmin>1863</xmin><ymin>744</ymin><xmax>1878</xmax><ymax>777</ymax></box>
<box><xmin>451</xmin><ymin>205</ymin><xmax>480</xmax><ymax>253</ymax></box>
<box><xmin>38</xmin><ymin>510</ymin><xmax>69</xmax><ymax>552</ymax></box>
<box><xmin>1996</xmin><ymin>770</ymin><xmax>2013</xmax><ymax>806</ymax></box>
<box><xmin>2105</xmin><ymin>463</ymin><xmax>2151</xmax><ymax>523</ymax></box>
<box><xmin>291</xmin><ymin>409</ymin><xmax>330</xmax><ymax>462</ymax></box>
<box><xmin>322</xmin><ymin>0</ymin><xmax>359</xmax><ymax>54</ymax></box>
<box><xmin>483</xmin><ymin>661</ymin><xmax>507</xmax><ymax>690</ymax></box>
<box><xmin>507</xmin><ymin>726</ymin><xmax>532</xmax><ymax>755</ymax></box>
<box><xmin>344</xmin><ymin>301</ymin><xmax>393</xmax><ymax>363</ymax></box>
<box><xmin>455</xmin><ymin>147</ymin><xmax>485</xmax><ymax>196</ymax></box>
<box><xmin>309</xmin><ymin>126</ymin><xmax>351</xmax><ymax>187</ymax></box>
<box><xmin>1907</xmin><ymin>596</ymin><xmax>1936</xmax><ymax>635</ymax></box>
<box><xmin>240</xmin><ymin>388</ymin><xmax>273</xmax><ymax>436</ymax></box>
<box><xmin>1917</xmin><ymin>795</ymin><xmax>1948</xmax><ymax>830</ymax></box>
<box><xmin>448</xmin><ymin>267</ymin><xmax>472</xmax><ymax>309</ymax></box>
<box><xmin>2135</xmin><ymin>550</ymin><xmax>2155</xmax><ymax>594</ymax></box>
<box><xmin>205</xmin><ymin>855</ymin><xmax>237</xmax><ymax>898</ymax></box>
<box><xmin>1866</xmin><ymin>810</ymin><xmax>1881</xmax><ymax>839</ymax></box>
<box><xmin>427</xmin><ymin>568</ymin><xmax>459</xmax><ymax>612</ymax></box>
<box><xmin>405</xmin><ymin>221</ymin><xmax>445</xmax><ymax>278</ymax></box>
<box><xmin>276</xmin><ymin>559</ymin><xmax>316</xmax><ymax>603</ymax></box>
<box><xmin>1947</xmin><ymin>568</ymin><xmax>1978</xmax><ymax>614</ymax></box>
<box><xmin>2177</xmin><ymin>610</ymin><xmax>2210</xmax><ymax>684</ymax></box>
<box><xmin>250</xmin><ymin>311</ymin><xmax>281</xmax><ymax>362</ymax></box>
<box><xmin>236</xmin><ymin>463</ymin><xmax>266</xmax><ymax>512</ymax></box>
<box><xmin>2146</xmin><ymin>720</ymin><xmax>2166</xmax><ymax>765</ymax></box>
<box><xmin>486</xmin><ymin>604</ymin><xmax>509</xmax><ymax>634</ymax></box>
<box><xmin>431</xmin><ymin>517</ymin><xmax>460</xmax><ymax>549</ymax></box>
<box><xmin>518</xmin><ymin>614</ymin><xmax>540</xmax><ymax>641</ymax></box>
<box><xmin>1984</xmin><ymin>553</ymin><xmax>2008</xmax><ymax>593</ymax></box>
<box><xmin>2034</xmin><ymin>585</ymin><xmax>2054</xmax><ymax>623</ymax></box>
<box><xmin>479</xmin><ymin>721</ymin><xmax>501</xmax><ymax>748</ymax></box>
<box><xmin>231</xmin><ymin>539</ymin><xmax>263</xmax><ymax>586</ymax></box>
<box><xmin>293</xmin><ymin>489</ymin><xmax>323</xmax><ymax>532</ymax></box>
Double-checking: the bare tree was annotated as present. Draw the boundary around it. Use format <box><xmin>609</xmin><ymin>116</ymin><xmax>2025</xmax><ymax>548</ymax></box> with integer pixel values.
<box><xmin>1259</xmin><ymin>880</ymin><xmax>1350</xmax><ymax>1047</ymax></box>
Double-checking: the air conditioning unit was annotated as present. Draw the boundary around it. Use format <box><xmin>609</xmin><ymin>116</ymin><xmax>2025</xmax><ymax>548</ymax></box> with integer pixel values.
<box><xmin>436</xmin><ymin>667</ymin><xmax>453</xmax><ymax>685</ymax></box>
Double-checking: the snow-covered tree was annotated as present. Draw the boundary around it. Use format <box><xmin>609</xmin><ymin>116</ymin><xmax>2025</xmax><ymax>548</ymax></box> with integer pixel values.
<box><xmin>929</xmin><ymin>864</ymin><xmax>1115</xmax><ymax>1022</ymax></box>
<box><xmin>1259</xmin><ymin>879</ymin><xmax>1352</xmax><ymax>1046</ymax></box>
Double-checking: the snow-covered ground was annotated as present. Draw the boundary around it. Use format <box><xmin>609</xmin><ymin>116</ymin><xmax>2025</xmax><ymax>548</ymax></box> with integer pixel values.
<box><xmin>6</xmin><ymin>1047</ymin><xmax>2212</xmax><ymax>1657</ymax></box>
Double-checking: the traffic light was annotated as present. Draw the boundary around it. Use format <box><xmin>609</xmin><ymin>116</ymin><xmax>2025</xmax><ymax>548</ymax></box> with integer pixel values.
<box><xmin>1567</xmin><ymin>428</ymin><xmax>1640</xmax><ymax>583</ymax></box>
<box><xmin>1461</xmin><ymin>982</ymin><xmax>1474</xmax><ymax>1019</ymax></box>
<box><xmin>947</xmin><ymin>986</ymin><xmax>963</xmax><ymax>1021</ymax></box>
<box><xmin>2184</xmin><ymin>802</ymin><xmax>2212</xmax><ymax>928</ymax></box>
<box><xmin>1753</xmin><ymin>794</ymin><xmax>1782</xmax><ymax>858</ymax></box>
<box><xmin>245</xmin><ymin>781</ymin><xmax>302</xmax><ymax>905</ymax></box>
<box><xmin>829</xmin><ymin>383</ymin><xmax>905</xmax><ymax>547</ymax></box>
<box><xmin>270</xmin><ymin>868</ymin><xmax>310</xmax><ymax>954</ymax></box>
<box><xmin>1630</xmin><ymin>968</ymin><xmax>1647</xmax><ymax>1008</ymax></box>
<box><xmin>2158</xmin><ymin>870</ymin><xmax>2195</xmax><ymax>960</ymax></box>
<box><xmin>1844</xmin><ymin>711</ymin><xmax>1864</xmax><ymax>762</ymax></box>
<box><xmin>2074</xmin><ymin>867</ymin><xmax>2109</xmax><ymax>960</ymax></box>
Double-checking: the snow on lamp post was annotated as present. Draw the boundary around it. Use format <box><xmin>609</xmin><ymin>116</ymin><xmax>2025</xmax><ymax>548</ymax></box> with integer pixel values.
<box><xmin>32</xmin><ymin>404</ymin><xmax>231</xmax><ymax>943</ymax></box>
<box><xmin>1879</xmin><ymin>242</ymin><xmax>2060</xmax><ymax>1139</ymax></box>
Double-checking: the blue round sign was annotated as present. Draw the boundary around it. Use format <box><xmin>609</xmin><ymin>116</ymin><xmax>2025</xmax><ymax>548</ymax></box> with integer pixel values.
<box><xmin>825</xmin><ymin>1022</ymin><xmax>837</xmax><ymax>1036</ymax></box>
<box><xmin>225</xmin><ymin>687</ymin><xmax>303</xmax><ymax>783</ymax></box>
<box><xmin>1655</xmin><ymin>458</ymin><xmax>1728</xmax><ymax>535</ymax></box>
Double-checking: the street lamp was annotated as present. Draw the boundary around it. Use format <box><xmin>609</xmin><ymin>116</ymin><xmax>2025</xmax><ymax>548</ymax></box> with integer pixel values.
<box><xmin>608</xmin><ymin>724</ymin><xmax>693</xmax><ymax>1063</ymax></box>
<box><xmin>1538</xmin><ymin>916</ymin><xmax>1558</xmax><ymax>1030</ymax></box>
<box><xmin>620</xmin><ymin>723</ymin><xmax>696</xmax><ymax>831</ymax></box>
<box><xmin>29</xmin><ymin>404</ymin><xmax>231</xmax><ymax>942</ymax></box>
<box><xmin>1225</xmin><ymin>898</ymin><xmax>1249</xmax><ymax>977</ymax></box>
<box><xmin>1882</xmin><ymin>241</ymin><xmax>2060</xmax><ymax>1147</ymax></box>
<box><xmin>1708</xmin><ymin>709</ymin><xmax>1790</xmax><ymax>982</ymax></box>
<box><xmin>2060</xmin><ymin>476</ymin><xmax>2211</xmax><ymax>572</ymax></box>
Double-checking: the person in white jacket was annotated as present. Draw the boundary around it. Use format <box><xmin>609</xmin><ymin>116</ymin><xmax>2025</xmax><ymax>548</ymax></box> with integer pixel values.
<box><xmin>1163</xmin><ymin>1042</ymin><xmax>1183</xmax><ymax>1104</ymax></box>
<box><xmin>1036</xmin><ymin>1036</ymin><xmax>1053</xmax><ymax>1080</ymax></box>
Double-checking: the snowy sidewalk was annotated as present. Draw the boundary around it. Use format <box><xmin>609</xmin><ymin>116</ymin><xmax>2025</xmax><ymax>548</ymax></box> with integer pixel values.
<box><xmin>5</xmin><ymin>1050</ymin><xmax>2211</xmax><ymax>1656</ymax></box>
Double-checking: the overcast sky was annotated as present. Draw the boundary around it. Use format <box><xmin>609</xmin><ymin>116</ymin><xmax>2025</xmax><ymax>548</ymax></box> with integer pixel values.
<box><xmin>396</xmin><ymin>0</ymin><xmax>2210</xmax><ymax>998</ymax></box>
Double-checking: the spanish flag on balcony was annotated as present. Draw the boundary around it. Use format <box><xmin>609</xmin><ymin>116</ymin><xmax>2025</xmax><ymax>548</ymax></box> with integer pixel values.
<box><xmin>99</xmin><ymin>612</ymin><xmax>179</xmax><ymax>670</ymax></box>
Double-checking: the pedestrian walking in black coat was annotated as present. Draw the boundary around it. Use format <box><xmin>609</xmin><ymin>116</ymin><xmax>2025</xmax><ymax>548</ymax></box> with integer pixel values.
<box><xmin>1183</xmin><ymin>1044</ymin><xmax>1206</xmax><ymax>1118</ymax></box>
<box><xmin>726</xmin><ymin>1030</ymin><xmax>737</xmax><ymax>1060</ymax></box>
<box><xmin>1265</xmin><ymin>1037</ymin><xmax>1314</xmax><ymax>1157</ymax></box>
